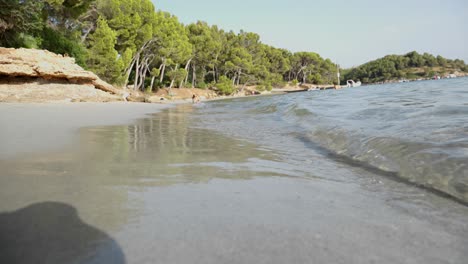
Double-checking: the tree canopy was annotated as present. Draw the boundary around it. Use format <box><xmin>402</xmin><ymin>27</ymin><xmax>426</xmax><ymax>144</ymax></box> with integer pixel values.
<box><xmin>3</xmin><ymin>1</ymin><xmax>465</xmax><ymax>91</ymax></box>
<box><xmin>0</xmin><ymin>0</ymin><xmax>342</xmax><ymax>93</ymax></box>
<box><xmin>344</xmin><ymin>51</ymin><xmax>468</xmax><ymax>84</ymax></box>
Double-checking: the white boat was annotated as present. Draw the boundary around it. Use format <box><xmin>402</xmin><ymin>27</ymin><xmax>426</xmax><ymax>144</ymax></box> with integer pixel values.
<box><xmin>346</xmin><ymin>80</ymin><xmax>362</xmax><ymax>87</ymax></box>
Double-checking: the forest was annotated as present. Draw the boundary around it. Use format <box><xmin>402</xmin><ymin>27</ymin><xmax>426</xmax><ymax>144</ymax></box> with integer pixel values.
<box><xmin>0</xmin><ymin>0</ymin><xmax>339</xmax><ymax>94</ymax></box>
<box><xmin>343</xmin><ymin>51</ymin><xmax>468</xmax><ymax>84</ymax></box>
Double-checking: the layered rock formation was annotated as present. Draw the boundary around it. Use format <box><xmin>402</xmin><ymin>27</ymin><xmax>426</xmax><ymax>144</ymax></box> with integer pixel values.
<box><xmin>0</xmin><ymin>48</ymin><xmax>122</xmax><ymax>102</ymax></box>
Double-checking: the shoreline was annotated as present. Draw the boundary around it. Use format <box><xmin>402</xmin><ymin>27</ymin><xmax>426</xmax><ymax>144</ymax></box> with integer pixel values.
<box><xmin>0</xmin><ymin>91</ymin><xmax>278</xmax><ymax>161</ymax></box>
<box><xmin>1</xmin><ymin>97</ymin><xmax>467</xmax><ymax>264</ymax></box>
<box><xmin>0</xmin><ymin>90</ymin><xmax>286</xmax><ymax>161</ymax></box>
<box><xmin>0</xmin><ymin>102</ymin><xmax>178</xmax><ymax>160</ymax></box>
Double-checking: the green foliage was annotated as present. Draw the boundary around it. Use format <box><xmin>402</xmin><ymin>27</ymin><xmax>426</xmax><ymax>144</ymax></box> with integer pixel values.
<box><xmin>258</xmin><ymin>80</ymin><xmax>273</xmax><ymax>91</ymax></box>
<box><xmin>145</xmin><ymin>85</ymin><xmax>153</xmax><ymax>93</ymax></box>
<box><xmin>41</xmin><ymin>27</ymin><xmax>87</xmax><ymax>67</ymax></box>
<box><xmin>216</xmin><ymin>76</ymin><xmax>235</xmax><ymax>95</ymax></box>
<box><xmin>344</xmin><ymin>51</ymin><xmax>468</xmax><ymax>83</ymax></box>
<box><xmin>167</xmin><ymin>68</ymin><xmax>187</xmax><ymax>86</ymax></box>
<box><xmin>288</xmin><ymin>52</ymin><xmax>337</xmax><ymax>84</ymax></box>
<box><xmin>97</xmin><ymin>0</ymin><xmax>156</xmax><ymax>53</ymax></box>
<box><xmin>151</xmin><ymin>79</ymin><xmax>164</xmax><ymax>89</ymax></box>
<box><xmin>0</xmin><ymin>0</ymin><xmax>343</xmax><ymax>90</ymax></box>
<box><xmin>187</xmin><ymin>21</ymin><xmax>222</xmax><ymax>86</ymax></box>
<box><xmin>87</xmin><ymin>17</ymin><xmax>124</xmax><ymax>84</ymax></box>
<box><xmin>308</xmin><ymin>73</ymin><xmax>323</xmax><ymax>84</ymax></box>
<box><xmin>17</xmin><ymin>34</ymin><xmax>42</xmax><ymax>49</ymax></box>
<box><xmin>150</xmin><ymin>68</ymin><xmax>160</xmax><ymax>78</ymax></box>
<box><xmin>6</xmin><ymin>0</ymin><xmax>467</xmax><ymax>91</ymax></box>
<box><xmin>154</xmin><ymin>11</ymin><xmax>192</xmax><ymax>63</ymax></box>
<box><xmin>0</xmin><ymin>0</ymin><xmax>90</xmax><ymax>63</ymax></box>
<box><xmin>0</xmin><ymin>0</ymin><xmax>44</xmax><ymax>47</ymax></box>
<box><xmin>197</xmin><ymin>82</ymin><xmax>208</xmax><ymax>89</ymax></box>
<box><xmin>423</xmin><ymin>53</ymin><xmax>437</xmax><ymax>67</ymax></box>
<box><xmin>269</xmin><ymin>73</ymin><xmax>285</xmax><ymax>87</ymax></box>
<box><xmin>406</xmin><ymin>73</ymin><xmax>418</xmax><ymax>79</ymax></box>
<box><xmin>44</xmin><ymin>0</ymin><xmax>94</xmax><ymax>28</ymax></box>
<box><xmin>437</xmin><ymin>55</ymin><xmax>447</xmax><ymax>67</ymax></box>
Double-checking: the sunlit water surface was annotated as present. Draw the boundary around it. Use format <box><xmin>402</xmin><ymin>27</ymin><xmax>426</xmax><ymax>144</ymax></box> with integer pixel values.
<box><xmin>1</xmin><ymin>78</ymin><xmax>467</xmax><ymax>263</ymax></box>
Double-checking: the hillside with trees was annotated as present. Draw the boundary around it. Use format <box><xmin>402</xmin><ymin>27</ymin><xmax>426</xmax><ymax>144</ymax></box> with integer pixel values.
<box><xmin>343</xmin><ymin>51</ymin><xmax>468</xmax><ymax>84</ymax></box>
<box><xmin>0</xmin><ymin>0</ymin><xmax>338</xmax><ymax>94</ymax></box>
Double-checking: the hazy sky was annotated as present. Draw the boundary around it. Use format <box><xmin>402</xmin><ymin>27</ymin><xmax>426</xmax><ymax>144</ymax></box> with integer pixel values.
<box><xmin>153</xmin><ymin>0</ymin><xmax>467</xmax><ymax>67</ymax></box>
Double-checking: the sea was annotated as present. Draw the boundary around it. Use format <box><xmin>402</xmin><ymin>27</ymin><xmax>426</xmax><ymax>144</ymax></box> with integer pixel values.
<box><xmin>0</xmin><ymin>77</ymin><xmax>467</xmax><ymax>263</ymax></box>
<box><xmin>194</xmin><ymin>77</ymin><xmax>468</xmax><ymax>204</ymax></box>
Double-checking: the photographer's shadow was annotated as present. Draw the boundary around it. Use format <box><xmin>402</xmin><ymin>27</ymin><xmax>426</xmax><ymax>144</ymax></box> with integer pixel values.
<box><xmin>0</xmin><ymin>202</ymin><xmax>126</xmax><ymax>264</ymax></box>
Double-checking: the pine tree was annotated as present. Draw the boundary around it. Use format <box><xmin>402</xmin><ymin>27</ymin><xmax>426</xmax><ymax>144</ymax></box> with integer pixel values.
<box><xmin>87</xmin><ymin>17</ymin><xmax>124</xmax><ymax>84</ymax></box>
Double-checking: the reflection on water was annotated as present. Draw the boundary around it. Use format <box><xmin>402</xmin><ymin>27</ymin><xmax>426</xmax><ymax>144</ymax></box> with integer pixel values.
<box><xmin>75</xmin><ymin>104</ymin><xmax>283</xmax><ymax>186</ymax></box>
<box><xmin>0</xmin><ymin>105</ymin><xmax>281</xmax><ymax>229</ymax></box>
<box><xmin>1</xmin><ymin>102</ymin><xmax>468</xmax><ymax>263</ymax></box>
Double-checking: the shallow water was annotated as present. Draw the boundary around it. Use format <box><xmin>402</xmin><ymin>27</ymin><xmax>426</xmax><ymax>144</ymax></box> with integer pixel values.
<box><xmin>0</xmin><ymin>80</ymin><xmax>468</xmax><ymax>263</ymax></box>
<box><xmin>194</xmin><ymin>78</ymin><xmax>468</xmax><ymax>203</ymax></box>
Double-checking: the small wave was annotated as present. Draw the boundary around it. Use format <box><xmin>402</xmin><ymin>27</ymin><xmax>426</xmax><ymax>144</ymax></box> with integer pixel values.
<box><xmin>431</xmin><ymin>106</ymin><xmax>468</xmax><ymax>117</ymax></box>
<box><xmin>198</xmin><ymin>79</ymin><xmax>468</xmax><ymax>205</ymax></box>
<box><xmin>246</xmin><ymin>104</ymin><xmax>278</xmax><ymax>114</ymax></box>
<box><xmin>293</xmin><ymin>108</ymin><xmax>316</xmax><ymax>117</ymax></box>
<box><xmin>304</xmin><ymin>128</ymin><xmax>468</xmax><ymax>204</ymax></box>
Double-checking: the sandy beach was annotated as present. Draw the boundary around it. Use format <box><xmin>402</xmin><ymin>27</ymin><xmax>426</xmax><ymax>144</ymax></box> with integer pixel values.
<box><xmin>0</xmin><ymin>96</ymin><xmax>467</xmax><ymax>264</ymax></box>
<box><xmin>0</xmin><ymin>102</ymin><xmax>177</xmax><ymax>159</ymax></box>
<box><xmin>2</xmin><ymin>0</ymin><xmax>467</xmax><ymax>262</ymax></box>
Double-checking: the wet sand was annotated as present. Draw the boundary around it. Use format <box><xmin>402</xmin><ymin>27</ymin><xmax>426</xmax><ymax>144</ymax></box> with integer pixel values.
<box><xmin>0</xmin><ymin>102</ymin><xmax>175</xmax><ymax>159</ymax></box>
<box><xmin>0</xmin><ymin>103</ymin><xmax>467</xmax><ymax>264</ymax></box>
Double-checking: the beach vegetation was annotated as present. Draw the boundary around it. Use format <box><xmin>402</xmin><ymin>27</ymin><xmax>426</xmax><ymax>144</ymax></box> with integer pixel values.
<box><xmin>0</xmin><ymin>0</ymin><xmax>338</xmax><ymax>92</ymax></box>
<box><xmin>87</xmin><ymin>17</ymin><xmax>124</xmax><ymax>85</ymax></box>
<box><xmin>2</xmin><ymin>1</ymin><xmax>466</xmax><ymax>90</ymax></box>
<box><xmin>344</xmin><ymin>51</ymin><xmax>467</xmax><ymax>83</ymax></box>
<box><xmin>216</xmin><ymin>76</ymin><xmax>235</xmax><ymax>95</ymax></box>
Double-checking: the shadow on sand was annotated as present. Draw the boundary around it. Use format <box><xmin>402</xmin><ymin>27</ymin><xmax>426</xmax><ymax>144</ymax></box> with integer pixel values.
<box><xmin>0</xmin><ymin>202</ymin><xmax>125</xmax><ymax>264</ymax></box>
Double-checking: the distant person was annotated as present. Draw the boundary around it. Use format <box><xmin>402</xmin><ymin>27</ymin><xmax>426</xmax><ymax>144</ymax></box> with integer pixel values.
<box><xmin>192</xmin><ymin>94</ymin><xmax>201</xmax><ymax>104</ymax></box>
<box><xmin>122</xmin><ymin>92</ymin><xmax>130</xmax><ymax>102</ymax></box>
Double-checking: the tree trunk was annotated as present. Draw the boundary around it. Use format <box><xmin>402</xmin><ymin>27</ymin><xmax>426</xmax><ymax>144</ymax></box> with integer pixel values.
<box><xmin>169</xmin><ymin>65</ymin><xmax>179</xmax><ymax>90</ymax></box>
<box><xmin>191</xmin><ymin>64</ymin><xmax>196</xmax><ymax>88</ymax></box>
<box><xmin>134</xmin><ymin>55</ymin><xmax>140</xmax><ymax>90</ymax></box>
<box><xmin>150</xmin><ymin>76</ymin><xmax>156</xmax><ymax>92</ymax></box>
<box><xmin>138</xmin><ymin>59</ymin><xmax>144</xmax><ymax>90</ymax></box>
<box><xmin>80</xmin><ymin>25</ymin><xmax>95</xmax><ymax>43</ymax></box>
<box><xmin>124</xmin><ymin>58</ymin><xmax>136</xmax><ymax>88</ymax></box>
<box><xmin>180</xmin><ymin>58</ymin><xmax>192</xmax><ymax>88</ymax></box>
<box><xmin>183</xmin><ymin>71</ymin><xmax>190</xmax><ymax>88</ymax></box>
<box><xmin>159</xmin><ymin>59</ymin><xmax>166</xmax><ymax>84</ymax></box>
<box><xmin>123</xmin><ymin>38</ymin><xmax>156</xmax><ymax>88</ymax></box>
<box><xmin>139</xmin><ymin>60</ymin><xmax>147</xmax><ymax>91</ymax></box>
<box><xmin>213</xmin><ymin>66</ymin><xmax>218</xmax><ymax>83</ymax></box>
<box><xmin>202</xmin><ymin>67</ymin><xmax>207</xmax><ymax>84</ymax></box>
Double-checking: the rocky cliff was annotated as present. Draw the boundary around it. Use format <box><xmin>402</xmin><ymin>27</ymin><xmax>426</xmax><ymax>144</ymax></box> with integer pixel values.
<box><xmin>0</xmin><ymin>48</ymin><xmax>122</xmax><ymax>103</ymax></box>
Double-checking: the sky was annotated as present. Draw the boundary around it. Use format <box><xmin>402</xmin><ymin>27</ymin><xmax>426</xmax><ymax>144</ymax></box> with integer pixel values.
<box><xmin>152</xmin><ymin>0</ymin><xmax>468</xmax><ymax>67</ymax></box>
